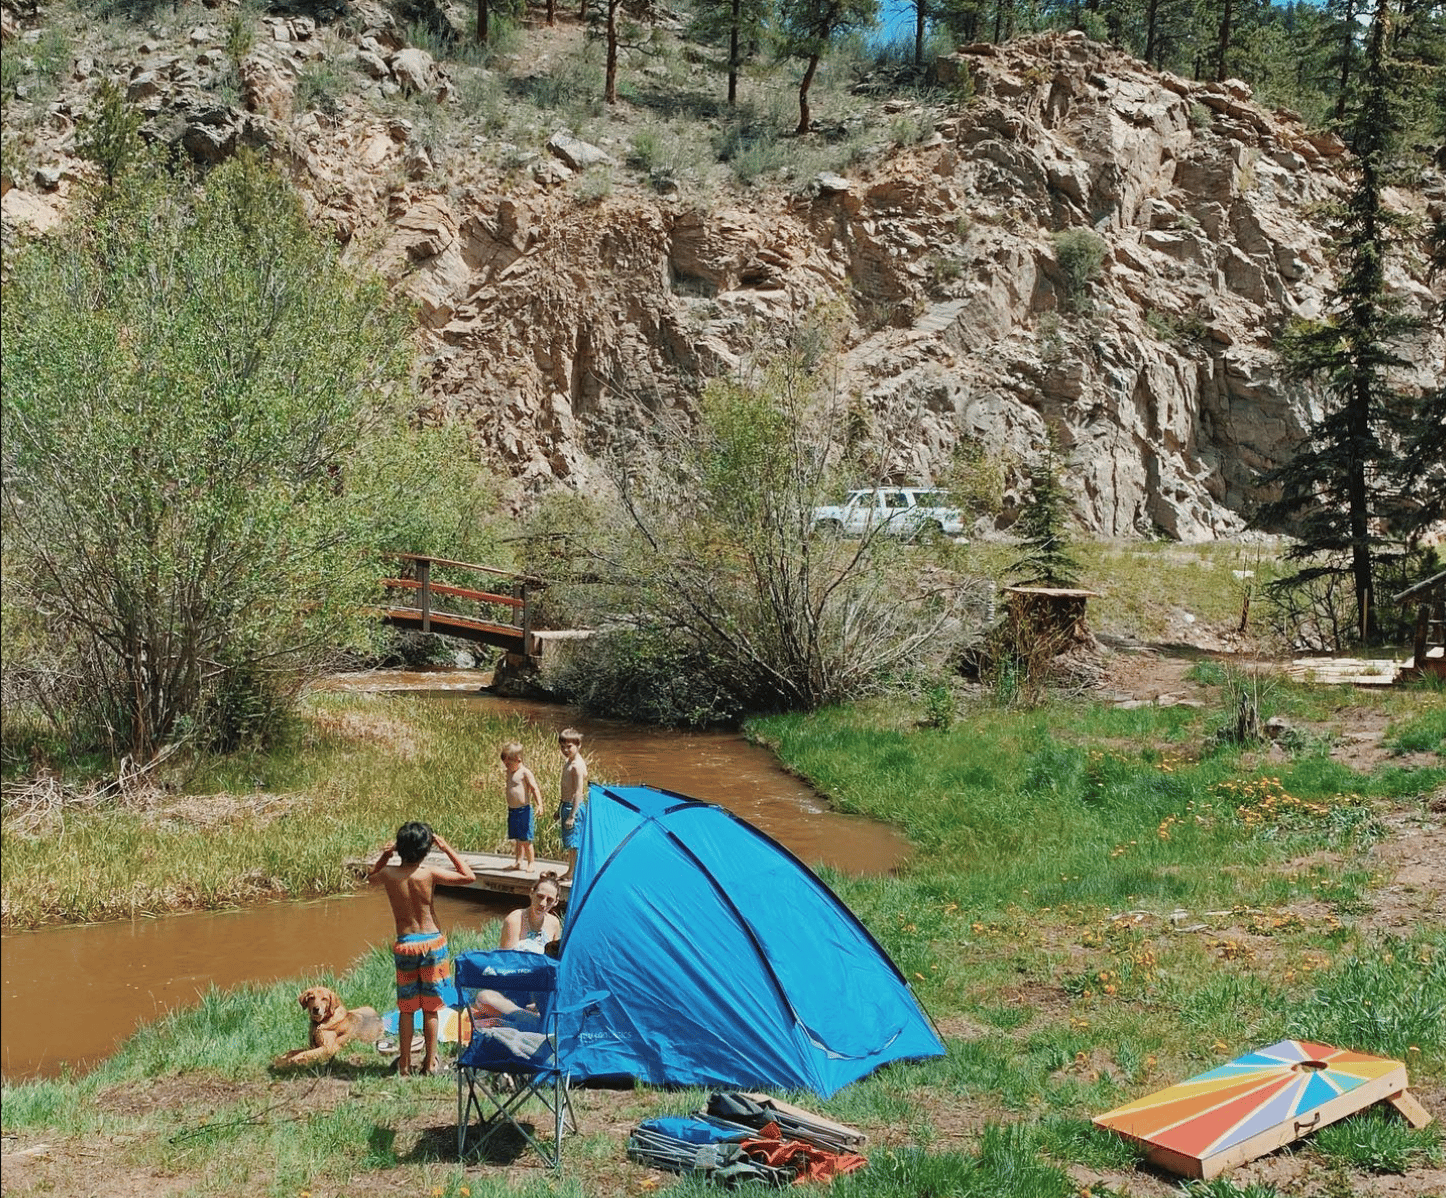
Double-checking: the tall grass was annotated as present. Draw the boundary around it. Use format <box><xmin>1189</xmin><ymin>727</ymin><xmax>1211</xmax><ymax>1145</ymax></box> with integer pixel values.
<box><xmin>1</xmin><ymin>695</ymin><xmax>574</xmax><ymax>927</ymax></box>
<box><xmin>752</xmin><ymin>698</ymin><xmax>1442</xmax><ymax>927</ymax></box>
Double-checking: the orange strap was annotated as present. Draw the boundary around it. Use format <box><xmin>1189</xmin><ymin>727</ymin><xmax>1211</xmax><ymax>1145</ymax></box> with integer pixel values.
<box><xmin>740</xmin><ymin>1122</ymin><xmax>868</xmax><ymax>1184</ymax></box>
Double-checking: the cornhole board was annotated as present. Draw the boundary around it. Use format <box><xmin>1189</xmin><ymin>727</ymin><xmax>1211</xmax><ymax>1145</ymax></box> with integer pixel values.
<box><xmin>1094</xmin><ymin>1039</ymin><xmax>1431</xmax><ymax>1179</ymax></box>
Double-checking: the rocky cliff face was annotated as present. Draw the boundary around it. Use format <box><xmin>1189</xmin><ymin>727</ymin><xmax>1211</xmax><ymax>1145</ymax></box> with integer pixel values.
<box><xmin>367</xmin><ymin>34</ymin><xmax>1444</xmax><ymax>539</ymax></box>
<box><xmin>5</xmin><ymin>16</ymin><xmax>1442</xmax><ymax>539</ymax></box>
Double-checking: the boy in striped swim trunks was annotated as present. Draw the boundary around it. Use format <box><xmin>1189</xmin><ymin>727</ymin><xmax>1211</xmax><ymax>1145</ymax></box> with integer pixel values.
<box><xmin>367</xmin><ymin>822</ymin><xmax>476</xmax><ymax>1075</ymax></box>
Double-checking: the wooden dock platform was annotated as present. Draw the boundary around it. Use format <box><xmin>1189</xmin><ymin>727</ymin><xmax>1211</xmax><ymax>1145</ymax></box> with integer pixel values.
<box><xmin>352</xmin><ymin>849</ymin><xmax>572</xmax><ymax>900</ymax></box>
<box><xmin>1284</xmin><ymin>658</ymin><xmax>1404</xmax><ymax>686</ymax></box>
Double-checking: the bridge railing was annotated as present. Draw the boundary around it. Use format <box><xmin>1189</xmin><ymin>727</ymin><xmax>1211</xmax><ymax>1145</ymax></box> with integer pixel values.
<box><xmin>380</xmin><ymin>553</ymin><xmax>538</xmax><ymax>654</ymax></box>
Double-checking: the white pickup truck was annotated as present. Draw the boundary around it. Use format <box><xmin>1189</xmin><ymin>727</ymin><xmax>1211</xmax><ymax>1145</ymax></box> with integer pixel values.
<box><xmin>810</xmin><ymin>488</ymin><xmax>967</xmax><ymax>540</ymax></box>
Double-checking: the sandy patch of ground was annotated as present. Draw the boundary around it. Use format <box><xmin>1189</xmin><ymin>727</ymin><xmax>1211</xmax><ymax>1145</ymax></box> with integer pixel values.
<box><xmin>1360</xmin><ymin>806</ymin><xmax>1446</xmax><ymax>938</ymax></box>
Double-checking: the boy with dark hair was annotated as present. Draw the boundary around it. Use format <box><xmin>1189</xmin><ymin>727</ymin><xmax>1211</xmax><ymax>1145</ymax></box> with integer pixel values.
<box><xmin>367</xmin><ymin>821</ymin><xmax>476</xmax><ymax>1075</ymax></box>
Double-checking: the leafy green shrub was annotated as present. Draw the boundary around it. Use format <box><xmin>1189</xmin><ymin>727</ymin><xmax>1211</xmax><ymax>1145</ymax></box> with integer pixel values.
<box><xmin>32</xmin><ymin>27</ymin><xmax>73</xmax><ymax>84</ymax></box>
<box><xmin>225</xmin><ymin>10</ymin><xmax>254</xmax><ymax>66</ymax></box>
<box><xmin>1052</xmin><ymin>227</ymin><xmax>1107</xmax><ymax>313</ymax></box>
<box><xmin>295</xmin><ymin>60</ymin><xmax>354</xmax><ymax>115</ymax></box>
<box><xmin>1145</xmin><ymin>307</ymin><xmax>1209</xmax><ymax>344</ymax></box>
<box><xmin>923</xmin><ymin>683</ymin><xmax>956</xmax><ymax>730</ymax></box>
<box><xmin>1</xmin><ymin>46</ymin><xmax>23</xmax><ymax>96</ymax></box>
<box><xmin>545</xmin><ymin>628</ymin><xmax>744</xmax><ymax>727</ymax></box>
<box><xmin>1</xmin><ymin>154</ymin><xmax>470</xmax><ymax>759</ymax></box>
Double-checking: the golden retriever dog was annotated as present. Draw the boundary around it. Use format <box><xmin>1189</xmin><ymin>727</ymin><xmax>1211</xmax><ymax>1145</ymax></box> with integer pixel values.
<box><xmin>273</xmin><ymin>986</ymin><xmax>384</xmax><ymax>1068</ymax></box>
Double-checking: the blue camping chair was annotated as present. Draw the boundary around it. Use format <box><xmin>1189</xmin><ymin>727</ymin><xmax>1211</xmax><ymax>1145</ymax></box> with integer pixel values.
<box><xmin>453</xmin><ymin>950</ymin><xmax>577</xmax><ymax>1167</ymax></box>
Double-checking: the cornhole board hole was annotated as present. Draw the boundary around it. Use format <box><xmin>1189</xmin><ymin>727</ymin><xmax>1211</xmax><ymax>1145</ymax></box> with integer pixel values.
<box><xmin>1094</xmin><ymin>1039</ymin><xmax>1432</xmax><ymax>1180</ymax></box>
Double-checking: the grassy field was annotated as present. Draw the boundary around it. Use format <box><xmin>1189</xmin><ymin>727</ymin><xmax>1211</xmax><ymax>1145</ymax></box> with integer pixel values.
<box><xmin>2</xmin><ymin>670</ymin><xmax>1443</xmax><ymax>1197</ymax></box>
<box><xmin>0</xmin><ymin>537</ymin><xmax>1314</xmax><ymax>929</ymax></box>
<box><xmin>0</xmin><ymin>695</ymin><xmax>574</xmax><ymax>928</ymax></box>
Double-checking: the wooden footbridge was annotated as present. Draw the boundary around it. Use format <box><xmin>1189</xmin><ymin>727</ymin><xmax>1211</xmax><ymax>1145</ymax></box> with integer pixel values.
<box><xmin>370</xmin><ymin>553</ymin><xmax>540</xmax><ymax>657</ymax></box>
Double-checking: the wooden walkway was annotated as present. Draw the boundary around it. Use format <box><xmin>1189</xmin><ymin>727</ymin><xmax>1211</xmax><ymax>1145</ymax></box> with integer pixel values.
<box><xmin>353</xmin><ymin>848</ymin><xmax>572</xmax><ymax>900</ymax></box>
<box><xmin>1284</xmin><ymin>658</ymin><xmax>1404</xmax><ymax>686</ymax></box>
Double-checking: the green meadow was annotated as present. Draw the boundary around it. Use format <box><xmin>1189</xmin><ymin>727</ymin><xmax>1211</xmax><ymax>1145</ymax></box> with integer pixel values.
<box><xmin>2</xmin><ymin>675</ymin><xmax>1443</xmax><ymax>1197</ymax></box>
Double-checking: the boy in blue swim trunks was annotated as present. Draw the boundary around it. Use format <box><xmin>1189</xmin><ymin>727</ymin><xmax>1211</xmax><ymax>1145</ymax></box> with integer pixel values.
<box><xmin>500</xmin><ymin>741</ymin><xmax>541</xmax><ymax>871</ymax></box>
<box><xmin>367</xmin><ymin>821</ymin><xmax>476</xmax><ymax>1075</ymax></box>
<box><xmin>556</xmin><ymin>727</ymin><xmax>588</xmax><ymax>880</ymax></box>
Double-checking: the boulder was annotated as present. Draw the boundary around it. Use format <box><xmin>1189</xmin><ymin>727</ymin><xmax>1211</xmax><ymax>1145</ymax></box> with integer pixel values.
<box><xmin>240</xmin><ymin>54</ymin><xmax>294</xmax><ymax>119</ymax></box>
<box><xmin>389</xmin><ymin>48</ymin><xmax>434</xmax><ymax>95</ymax></box>
<box><xmin>546</xmin><ymin>130</ymin><xmax>611</xmax><ymax>170</ymax></box>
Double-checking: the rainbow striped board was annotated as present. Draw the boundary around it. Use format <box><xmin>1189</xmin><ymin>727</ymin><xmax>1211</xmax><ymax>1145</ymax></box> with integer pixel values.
<box><xmin>1094</xmin><ymin>1040</ymin><xmax>1419</xmax><ymax>1179</ymax></box>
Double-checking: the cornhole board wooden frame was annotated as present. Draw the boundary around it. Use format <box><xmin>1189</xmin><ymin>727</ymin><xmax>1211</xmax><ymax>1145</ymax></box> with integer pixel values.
<box><xmin>1093</xmin><ymin>1039</ymin><xmax>1431</xmax><ymax>1180</ymax></box>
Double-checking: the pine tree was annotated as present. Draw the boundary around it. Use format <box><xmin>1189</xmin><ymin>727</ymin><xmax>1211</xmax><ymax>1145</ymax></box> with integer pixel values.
<box><xmin>584</xmin><ymin>0</ymin><xmax>661</xmax><ymax>102</ymax></box>
<box><xmin>1010</xmin><ymin>446</ymin><xmax>1082</xmax><ymax>587</ymax></box>
<box><xmin>1251</xmin><ymin>0</ymin><xmax>1421</xmax><ymax>643</ymax></box>
<box><xmin>689</xmin><ymin>0</ymin><xmax>773</xmax><ymax>104</ymax></box>
<box><xmin>1395</xmin><ymin>217</ymin><xmax>1446</xmax><ymax>539</ymax></box>
<box><xmin>778</xmin><ymin>0</ymin><xmax>878</xmax><ymax>133</ymax></box>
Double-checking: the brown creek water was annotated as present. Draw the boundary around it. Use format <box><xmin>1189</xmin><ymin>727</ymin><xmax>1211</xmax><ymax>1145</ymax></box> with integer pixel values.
<box><xmin>1</xmin><ymin>671</ymin><xmax>911</xmax><ymax>1080</ymax></box>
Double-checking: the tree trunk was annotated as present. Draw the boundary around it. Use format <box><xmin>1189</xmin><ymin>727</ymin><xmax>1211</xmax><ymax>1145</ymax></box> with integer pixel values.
<box><xmin>605</xmin><ymin>0</ymin><xmax>619</xmax><ymax>102</ymax></box>
<box><xmin>729</xmin><ymin>0</ymin><xmax>741</xmax><ymax>105</ymax></box>
<box><xmin>547</xmin><ymin>0</ymin><xmax>555</xmax><ymax>26</ymax></box>
<box><xmin>796</xmin><ymin>53</ymin><xmax>819</xmax><ymax>133</ymax></box>
<box><xmin>915</xmin><ymin>0</ymin><xmax>926</xmax><ymax>64</ymax></box>
<box><xmin>477</xmin><ymin>0</ymin><xmax>489</xmax><ymax>44</ymax></box>
<box><xmin>1215</xmin><ymin>0</ymin><xmax>1233</xmax><ymax>79</ymax></box>
<box><xmin>1144</xmin><ymin>0</ymin><xmax>1161</xmax><ymax>65</ymax></box>
<box><xmin>1334</xmin><ymin>13</ymin><xmax>1355</xmax><ymax>121</ymax></box>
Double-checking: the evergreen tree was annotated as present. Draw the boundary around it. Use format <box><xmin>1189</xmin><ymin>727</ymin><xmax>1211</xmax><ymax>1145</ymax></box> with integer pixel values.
<box><xmin>1395</xmin><ymin>217</ymin><xmax>1446</xmax><ymax>539</ymax></box>
<box><xmin>75</xmin><ymin>79</ymin><xmax>145</xmax><ymax>188</ymax></box>
<box><xmin>1391</xmin><ymin>0</ymin><xmax>1446</xmax><ymax>146</ymax></box>
<box><xmin>1010</xmin><ymin>446</ymin><xmax>1082</xmax><ymax>586</ymax></box>
<box><xmin>690</xmin><ymin>0</ymin><xmax>773</xmax><ymax>103</ymax></box>
<box><xmin>584</xmin><ymin>0</ymin><xmax>661</xmax><ymax>102</ymax></box>
<box><xmin>778</xmin><ymin>0</ymin><xmax>878</xmax><ymax>132</ymax></box>
<box><xmin>1320</xmin><ymin>0</ymin><xmax>1367</xmax><ymax>121</ymax></box>
<box><xmin>1251</xmin><ymin>0</ymin><xmax>1421</xmax><ymax>642</ymax></box>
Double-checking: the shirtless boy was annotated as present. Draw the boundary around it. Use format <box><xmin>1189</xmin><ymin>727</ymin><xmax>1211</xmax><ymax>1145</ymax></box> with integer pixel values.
<box><xmin>557</xmin><ymin>728</ymin><xmax>588</xmax><ymax>879</ymax></box>
<box><xmin>500</xmin><ymin>741</ymin><xmax>542</xmax><ymax>871</ymax></box>
<box><xmin>367</xmin><ymin>822</ymin><xmax>476</xmax><ymax>1075</ymax></box>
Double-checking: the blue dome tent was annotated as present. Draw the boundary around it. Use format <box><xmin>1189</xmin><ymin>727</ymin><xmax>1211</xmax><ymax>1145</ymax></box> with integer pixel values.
<box><xmin>554</xmin><ymin>783</ymin><xmax>945</xmax><ymax>1098</ymax></box>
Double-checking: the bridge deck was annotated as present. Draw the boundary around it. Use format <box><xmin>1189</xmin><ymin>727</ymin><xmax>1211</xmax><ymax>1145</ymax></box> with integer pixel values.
<box><xmin>368</xmin><ymin>606</ymin><xmax>528</xmax><ymax>652</ymax></box>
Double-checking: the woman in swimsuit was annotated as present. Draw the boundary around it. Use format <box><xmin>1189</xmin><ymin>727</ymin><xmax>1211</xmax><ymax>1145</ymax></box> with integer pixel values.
<box><xmin>499</xmin><ymin>871</ymin><xmax>563</xmax><ymax>952</ymax></box>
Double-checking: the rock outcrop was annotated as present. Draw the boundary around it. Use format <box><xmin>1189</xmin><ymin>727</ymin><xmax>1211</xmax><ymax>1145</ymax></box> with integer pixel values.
<box><xmin>359</xmin><ymin>34</ymin><xmax>1442</xmax><ymax>538</ymax></box>
<box><xmin>4</xmin><ymin>19</ymin><xmax>1442</xmax><ymax>538</ymax></box>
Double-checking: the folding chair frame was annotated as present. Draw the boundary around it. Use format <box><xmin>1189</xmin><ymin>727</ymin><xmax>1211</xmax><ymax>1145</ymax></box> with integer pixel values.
<box><xmin>457</xmin><ymin>1059</ymin><xmax>577</xmax><ymax>1166</ymax></box>
<box><xmin>453</xmin><ymin>951</ymin><xmax>579</xmax><ymax>1169</ymax></box>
